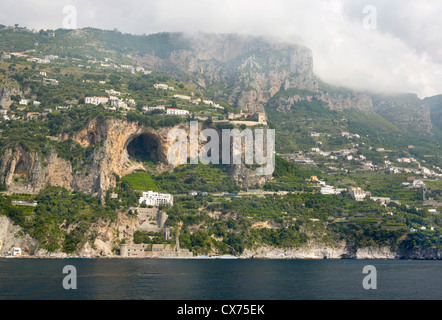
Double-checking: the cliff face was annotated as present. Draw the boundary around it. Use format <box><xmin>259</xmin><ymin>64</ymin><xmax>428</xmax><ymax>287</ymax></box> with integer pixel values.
<box><xmin>0</xmin><ymin>215</ymin><xmax>39</xmax><ymax>255</ymax></box>
<box><xmin>0</xmin><ymin>82</ymin><xmax>22</xmax><ymax>109</ymax></box>
<box><xmin>0</xmin><ymin>148</ymin><xmax>73</xmax><ymax>194</ymax></box>
<box><xmin>372</xmin><ymin>93</ymin><xmax>433</xmax><ymax>134</ymax></box>
<box><xmin>0</xmin><ymin>118</ymin><xmax>271</xmax><ymax>199</ymax></box>
<box><xmin>239</xmin><ymin>242</ymin><xmax>398</xmax><ymax>259</ymax></box>
<box><xmin>136</xmin><ymin>33</ymin><xmax>318</xmax><ymax>114</ymax></box>
<box><xmin>320</xmin><ymin>91</ymin><xmax>374</xmax><ymax>112</ymax></box>
<box><xmin>0</xmin><ymin>119</ymin><xmax>181</xmax><ymax>199</ymax></box>
<box><xmin>33</xmin><ymin>212</ymin><xmax>138</xmax><ymax>258</ymax></box>
<box><xmin>239</xmin><ymin>242</ymin><xmax>442</xmax><ymax>260</ymax></box>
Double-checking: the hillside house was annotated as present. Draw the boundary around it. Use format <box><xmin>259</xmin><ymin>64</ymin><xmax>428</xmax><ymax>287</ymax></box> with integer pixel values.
<box><xmin>85</xmin><ymin>96</ymin><xmax>109</xmax><ymax>105</ymax></box>
<box><xmin>349</xmin><ymin>187</ymin><xmax>368</xmax><ymax>201</ymax></box>
<box><xmin>167</xmin><ymin>108</ymin><xmax>190</xmax><ymax>116</ymax></box>
<box><xmin>139</xmin><ymin>191</ymin><xmax>174</xmax><ymax>207</ymax></box>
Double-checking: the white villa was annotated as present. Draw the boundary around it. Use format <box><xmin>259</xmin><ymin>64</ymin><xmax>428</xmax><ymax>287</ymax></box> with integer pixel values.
<box><xmin>173</xmin><ymin>94</ymin><xmax>191</xmax><ymax>101</ymax></box>
<box><xmin>349</xmin><ymin>187</ymin><xmax>368</xmax><ymax>201</ymax></box>
<box><xmin>139</xmin><ymin>191</ymin><xmax>173</xmax><ymax>207</ymax></box>
<box><xmin>143</xmin><ymin>106</ymin><xmax>165</xmax><ymax>112</ymax></box>
<box><xmin>154</xmin><ymin>84</ymin><xmax>174</xmax><ymax>91</ymax></box>
<box><xmin>167</xmin><ymin>108</ymin><xmax>190</xmax><ymax>116</ymax></box>
<box><xmin>85</xmin><ymin>96</ymin><xmax>109</xmax><ymax>105</ymax></box>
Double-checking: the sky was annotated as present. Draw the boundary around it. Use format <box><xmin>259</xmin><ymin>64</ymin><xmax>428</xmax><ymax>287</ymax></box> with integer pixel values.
<box><xmin>0</xmin><ymin>0</ymin><xmax>441</xmax><ymax>98</ymax></box>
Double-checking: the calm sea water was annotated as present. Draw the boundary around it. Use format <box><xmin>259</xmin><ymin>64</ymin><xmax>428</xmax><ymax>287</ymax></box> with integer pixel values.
<box><xmin>0</xmin><ymin>259</ymin><xmax>440</xmax><ymax>300</ymax></box>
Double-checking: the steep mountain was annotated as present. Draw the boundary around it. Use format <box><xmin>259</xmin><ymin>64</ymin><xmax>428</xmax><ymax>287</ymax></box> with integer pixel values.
<box><xmin>0</xmin><ymin>28</ymin><xmax>441</xmax><ymax>258</ymax></box>
<box><xmin>134</xmin><ymin>33</ymin><xmax>318</xmax><ymax>114</ymax></box>
<box><xmin>425</xmin><ymin>94</ymin><xmax>442</xmax><ymax>132</ymax></box>
<box><xmin>372</xmin><ymin>93</ymin><xmax>433</xmax><ymax>135</ymax></box>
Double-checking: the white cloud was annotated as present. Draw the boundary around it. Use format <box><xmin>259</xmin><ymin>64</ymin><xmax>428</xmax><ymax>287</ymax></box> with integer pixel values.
<box><xmin>1</xmin><ymin>0</ymin><xmax>442</xmax><ymax>97</ymax></box>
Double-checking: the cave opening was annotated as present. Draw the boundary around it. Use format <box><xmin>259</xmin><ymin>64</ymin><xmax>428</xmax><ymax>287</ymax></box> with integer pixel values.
<box><xmin>14</xmin><ymin>157</ymin><xmax>27</xmax><ymax>176</ymax></box>
<box><xmin>127</xmin><ymin>133</ymin><xmax>160</xmax><ymax>163</ymax></box>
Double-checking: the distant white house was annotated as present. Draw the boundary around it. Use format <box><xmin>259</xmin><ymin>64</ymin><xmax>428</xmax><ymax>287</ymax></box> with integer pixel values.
<box><xmin>139</xmin><ymin>191</ymin><xmax>173</xmax><ymax>207</ymax></box>
<box><xmin>37</xmin><ymin>58</ymin><xmax>50</xmax><ymax>64</ymax></box>
<box><xmin>320</xmin><ymin>185</ymin><xmax>344</xmax><ymax>195</ymax></box>
<box><xmin>85</xmin><ymin>96</ymin><xmax>109</xmax><ymax>105</ymax></box>
<box><xmin>349</xmin><ymin>187</ymin><xmax>367</xmax><ymax>201</ymax></box>
<box><xmin>33</xmin><ymin>101</ymin><xmax>41</xmax><ymax>106</ymax></box>
<box><xmin>39</xmin><ymin>71</ymin><xmax>47</xmax><ymax>76</ymax></box>
<box><xmin>19</xmin><ymin>99</ymin><xmax>28</xmax><ymax>105</ymax></box>
<box><xmin>173</xmin><ymin>94</ymin><xmax>191</xmax><ymax>101</ymax></box>
<box><xmin>412</xmin><ymin>180</ymin><xmax>425</xmax><ymax>188</ymax></box>
<box><xmin>105</xmin><ymin>89</ymin><xmax>121</xmax><ymax>96</ymax></box>
<box><xmin>10</xmin><ymin>248</ymin><xmax>22</xmax><ymax>257</ymax></box>
<box><xmin>120</xmin><ymin>64</ymin><xmax>134</xmax><ymax>69</ymax></box>
<box><xmin>110</xmin><ymin>98</ymin><xmax>127</xmax><ymax>109</ymax></box>
<box><xmin>320</xmin><ymin>186</ymin><xmax>336</xmax><ymax>195</ymax></box>
<box><xmin>154</xmin><ymin>84</ymin><xmax>174</xmax><ymax>91</ymax></box>
<box><xmin>143</xmin><ymin>106</ymin><xmax>165</xmax><ymax>112</ymax></box>
<box><xmin>43</xmin><ymin>78</ymin><xmax>59</xmax><ymax>85</ymax></box>
<box><xmin>167</xmin><ymin>108</ymin><xmax>190</xmax><ymax>116</ymax></box>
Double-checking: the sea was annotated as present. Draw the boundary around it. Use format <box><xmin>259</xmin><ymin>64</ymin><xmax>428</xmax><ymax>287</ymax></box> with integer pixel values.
<box><xmin>0</xmin><ymin>258</ymin><xmax>441</xmax><ymax>300</ymax></box>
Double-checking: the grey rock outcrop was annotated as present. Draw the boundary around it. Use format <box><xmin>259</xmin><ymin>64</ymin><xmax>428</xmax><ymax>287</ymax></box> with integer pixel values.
<box><xmin>0</xmin><ymin>215</ymin><xmax>39</xmax><ymax>255</ymax></box>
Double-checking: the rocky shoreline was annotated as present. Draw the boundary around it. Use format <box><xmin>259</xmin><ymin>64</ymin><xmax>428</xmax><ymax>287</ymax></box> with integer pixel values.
<box><xmin>3</xmin><ymin>245</ymin><xmax>441</xmax><ymax>260</ymax></box>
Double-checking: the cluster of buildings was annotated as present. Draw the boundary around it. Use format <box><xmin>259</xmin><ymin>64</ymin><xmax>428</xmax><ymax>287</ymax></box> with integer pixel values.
<box><xmin>311</xmin><ymin>176</ymin><xmax>372</xmax><ymax>201</ymax></box>
<box><xmin>227</xmin><ymin>111</ymin><xmax>267</xmax><ymax>125</ymax></box>
<box><xmin>4</xmin><ymin>50</ymin><xmax>58</xmax><ymax>64</ymax></box>
<box><xmin>154</xmin><ymin>83</ymin><xmax>175</xmax><ymax>91</ymax></box>
<box><xmin>341</xmin><ymin>131</ymin><xmax>361</xmax><ymax>139</ymax></box>
<box><xmin>119</xmin><ymin>243</ymin><xmax>192</xmax><ymax>258</ymax></box>
<box><xmin>166</xmin><ymin>108</ymin><xmax>191</xmax><ymax>116</ymax></box>
<box><xmin>320</xmin><ymin>185</ymin><xmax>346</xmax><ymax>195</ymax></box>
<box><xmin>85</xmin><ymin>96</ymin><xmax>109</xmax><ymax>106</ymax></box>
<box><xmin>172</xmin><ymin>94</ymin><xmax>225</xmax><ymax>110</ymax></box>
<box><xmin>402</xmin><ymin>178</ymin><xmax>426</xmax><ymax>189</ymax></box>
<box><xmin>310</xmin><ymin>177</ymin><xmax>346</xmax><ymax>195</ymax></box>
<box><xmin>118</xmin><ymin>197</ymin><xmax>193</xmax><ymax>258</ymax></box>
<box><xmin>84</xmin><ymin>95</ymin><xmax>135</xmax><ymax>110</ymax></box>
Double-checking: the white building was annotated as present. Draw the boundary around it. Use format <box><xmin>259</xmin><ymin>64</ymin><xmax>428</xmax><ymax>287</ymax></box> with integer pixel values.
<box><xmin>85</xmin><ymin>96</ymin><xmax>109</xmax><ymax>106</ymax></box>
<box><xmin>412</xmin><ymin>180</ymin><xmax>425</xmax><ymax>188</ymax></box>
<box><xmin>143</xmin><ymin>106</ymin><xmax>165</xmax><ymax>112</ymax></box>
<box><xmin>154</xmin><ymin>84</ymin><xmax>174</xmax><ymax>91</ymax></box>
<box><xmin>320</xmin><ymin>186</ymin><xmax>336</xmax><ymax>195</ymax></box>
<box><xmin>349</xmin><ymin>187</ymin><xmax>367</xmax><ymax>201</ymax></box>
<box><xmin>10</xmin><ymin>248</ymin><xmax>22</xmax><ymax>256</ymax></box>
<box><xmin>120</xmin><ymin>64</ymin><xmax>134</xmax><ymax>69</ymax></box>
<box><xmin>139</xmin><ymin>191</ymin><xmax>173</xmax><ymax>207</ymax></box>
<box><xmin>105</xmin><ymin>89</ymin><xmax>121</xmax><ymax>96</ymax></box>
<box><xmin>173</xmin><ymin>94</ymin><xmax>191</xmax><ymax>101</ymax></box>
<box><xmin>19</xmin><ymin>99</ymin><xmax>28</xmax><ymax>105</ymax></box>
<box><xmin>167</xmin><ymin>108</ymin><xmax>190</xmax><ymax>116</ymax></box>
<box><xmin>43</xmin><ymin>78</ymin><xmax>59</xmax><ymax>85</ymax></box>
